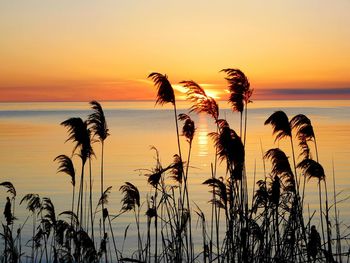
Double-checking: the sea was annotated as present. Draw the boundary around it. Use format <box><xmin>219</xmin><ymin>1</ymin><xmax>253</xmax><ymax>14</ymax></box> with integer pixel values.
<box><xmin>0</xmin><ymin>100</ymin><xmax>349</xmax><ymax>258</ymax></box>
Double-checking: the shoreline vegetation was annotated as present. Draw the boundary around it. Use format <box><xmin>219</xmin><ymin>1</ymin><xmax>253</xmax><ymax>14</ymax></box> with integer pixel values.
<box><xmin>1</xmin><ymin>69</ymin><xmax>349</xmax><ymax>263</ymax></box>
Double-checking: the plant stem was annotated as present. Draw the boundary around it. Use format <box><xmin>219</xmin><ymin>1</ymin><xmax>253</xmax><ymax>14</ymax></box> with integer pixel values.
<box><xmin>89</xmin><ymin>158</ymin><xmax>94</xmax><ymax>242</ymax></box>
<box><xmin>101</xmin><ymin>141</ymin><xmax>108</xmax><ymax>263</ymax></box>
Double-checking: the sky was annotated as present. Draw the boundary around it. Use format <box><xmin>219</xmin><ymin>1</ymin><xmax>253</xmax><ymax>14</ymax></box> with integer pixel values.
<box><xmin>1</xmin><ymin>0</ymin><xmax>350</xmax><ymax>101</ymax></box>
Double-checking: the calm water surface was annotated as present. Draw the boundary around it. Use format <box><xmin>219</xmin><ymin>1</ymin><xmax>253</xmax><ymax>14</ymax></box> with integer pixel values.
<box><xmin>0</xmin><ymin>100</ymin><xmax>349</xmax><ymax>254</ymax></box>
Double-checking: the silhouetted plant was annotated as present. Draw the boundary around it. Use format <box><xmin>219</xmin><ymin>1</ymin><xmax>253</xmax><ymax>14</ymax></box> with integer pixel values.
<box><xmin>0</xmin><ymin>182</ymin><xmax>17</xmax><ymax>232</ymax></box>
<box><xmin>1</xmin><ymin>224</ymin><xmax>19</xmax><ymax>263</ymax></box>
<box><xmin>169</xmin><ymin>154</ymin><xmax>184</xmax><ymax>185</ymax></box>
<box><xmin>120</xmin><ymin>182</ymin><xmax>143</xmax><ymax>261</ymax></box>
<box><xmin>208</xmin><ymin>119</ymin><xmax>248</xmax><ymax>261</ymax></box>
<box><xmin>264</xmin><ymin>148</ymin><xmax>295</xmax><ymax>193</ymax></box>
<box><xmin>265</xmin><ymin>111</ymin><xmax>300</xmax><ymax>192</ymax></box>
<box><xmin>209</xmin><ymin>119</ymin><xmax>245</xmax><ymax>181</ymax></box>
<box><xmin>1</xmin><ymin>182</ymin><xmax>16</xmax><ymax>227</ymax></box>
<box><xmin>290</xmin><ymin>114</ymin><xmax>315</xmax><ymax>160</ymax></box>
<box><xmin>148</xmin><ymin>74</ymin><xmax>189</xmax><ymax>262</ymax></box>
<box><xmin>221</xmin><ymin>68</ymin><xmax>253</xmax><ymax>145</ymax></box>
<box><xmin>182</xmin><ymin>80</ymin><xmax>221</xmax><ymax>260</ymax></box>
<box><xmin>307</xmin><ymin>225</ymin><xmax>321</xmax><ymax>262</ymax></box>
<box><xmin>220</xmin><ymin>69</ymin><xmax>253</xmax><ymax>262</ymax></box>
<box><xmin>148</xmin><ymin>73</ymin><xmax>182</xmax><ymax>159</ymax></box>
<box><xmin>88</xmin><ymin>100</ymin><xmax>110</xmax><ymax>261</ymax></box>
<box><xmin>20</xmin><ymin>193</ymin><xmax>41</xmax><ymax>263</ymax></box>
<box><xmin>263</xmin><ymin>147</ymin><xmax>309</xmax><ymax>262</ymax></box>
<box><xmin>264</xmin><ymin>112</ymin><xmax>309</xmax><ymax>257</ymax></box>
<box><xmin>178</xmin><ymin>113</ymin><xmax>196</xmax><ymax>261</ymax></box>
<box><xmin>40</xmin><ymin>197</ymin><xmax>57</xmax><ymax>262</ymax></box>
<box><xmin>61</xmin><ymin>117</ymin><xmax>93</xmax><ymax>231</ymax></box>
<box><xmin>177</xmin><ymin>113</ymin><xmax>195</xmax><ymax>207</ymax></box>
<box><xmin>297</xmin><ymin>158</ymin><xmax>331</xmax><ymax>256</ymax></box>
<box><xmin>54</xmin><ymin>154</ymin><xmax>76</xmax><ymax>236</ymax></box>
<box><xmin>148</xmin><ymin>73</ymin><xmax>175</xmax><ymax>106</ymax></box>
<box><xmin>290</xmin><ymin>114</ymin><xmax>314</xmax><ymax>139</ymax></box>
<box><xmin>292</xmin><ymin>114</ymin><xmax>333</xmax><ymax>258</ymax></box>
<box><xmin>220</xmin><ymin>68</ymin><xmax>252</xmax><ymax>113</ymax></box>
<box><xmin>265</xmin><ymin>111</ymin><xmax>292</xmax><ymax>143</ymax></box>
<box><xmin>76</xmin><ymin>229</ymin><xmax>99</xmax><ymax>262</ymax></box>
<box><xmin>178</xmin><ymin>113</ymin><xmax>195</xmax><ymax>144</ymax></box>
<box><xmin>298</xmin><ymin>159</ymin><xmax>325</xmax><ymax>182</ymax></box>
<box><xmin>203</xmin><ymin>177</ymin><xmax>228</xmax><ymax>215</ymax></box>
<box><xmin>143</xmin><ymin>147</ymin><xmax>165</xmax><ymax>263</ymax></box>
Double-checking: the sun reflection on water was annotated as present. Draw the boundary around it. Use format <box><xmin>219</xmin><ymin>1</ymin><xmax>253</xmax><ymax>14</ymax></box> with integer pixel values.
<box><xmin>197</xmin><ymin>114</ymin><xmax>209</xmax><ymax>157</ymax></box>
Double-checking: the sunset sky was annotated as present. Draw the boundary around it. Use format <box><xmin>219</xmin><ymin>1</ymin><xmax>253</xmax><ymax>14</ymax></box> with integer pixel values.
<box><xmin>1</xmin><ymin>0</ymin><xmax>350</xmax><ymax>101</ymax></box>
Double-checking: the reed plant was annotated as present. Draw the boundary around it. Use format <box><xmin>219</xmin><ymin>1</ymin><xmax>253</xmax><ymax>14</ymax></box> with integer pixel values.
<box><xmin>88</xmin><ymin>100</ymin><xmax>110</xmax><ymax>263</ymax></box>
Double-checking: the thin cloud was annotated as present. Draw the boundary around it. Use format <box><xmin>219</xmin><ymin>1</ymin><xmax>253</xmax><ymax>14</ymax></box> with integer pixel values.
<box><xmin>254</xmin><ymin>88</ymin><xmax>350</xmax><ymax>100</ymax></box>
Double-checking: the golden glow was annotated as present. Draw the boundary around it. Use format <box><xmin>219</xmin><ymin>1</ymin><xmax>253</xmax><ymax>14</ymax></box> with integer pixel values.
<box><xmin>1</xmin><ymin>1</ymin><xmax>350</xmax><ymax>101</ymax></box>
<box><xmin>172</xmin><ymin>84</ymin><xmax>222</xmax><ymax>100</ymax></box>
<box><xmin>203</xmin><ymin>89</ymin><xmax>221</xmax><ymax>100</ymax></box>
<box><xmin>172</xmin><ymin>84</ymin><xmax>187</xmax><ymax>100</ymax></box>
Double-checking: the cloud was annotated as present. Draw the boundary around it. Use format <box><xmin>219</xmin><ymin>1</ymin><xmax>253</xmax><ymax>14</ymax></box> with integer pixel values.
<box><xmin>0</xmin><ymin>78</ymin><xmax>156</xmax><ymax>102</ymax></box>
<box><xmin>264</xmin><ymin>88</ymin><xmax>350</xmax><ymax>95</ymax></box>
<box><xmin>253</xmin><ymin>88</ymin><xmax>350</xmax><ymax>100</ymax></box>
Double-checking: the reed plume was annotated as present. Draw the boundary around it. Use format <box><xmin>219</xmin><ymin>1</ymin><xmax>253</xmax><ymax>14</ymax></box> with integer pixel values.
<box><xmin>220</xmin><ymin>68</ymin><xmax>252</xmax><ymax>113</ymax></box>
<box><xmin>61</xmin><ymin>117</ymin><xmax>93</xmax><ymax>229</ymax></box>
<box><xmin>290</xmin><ymin>114</ymin><xmax>317</xmax><ymax>160</ymax></box>
<box><xmin>209</xmin><ymin>119</ymin><xmax>244</xmax><ymax>180</ymax></box>
<box><xmin>120</xmin><ymin>183</ymin><xmax>140</xmax><ymax>212</ymax></box>
<box><xmin>98</xmin><ymin>186</ymin><xmax>113</xmax><ymax>208</ymax></box>
<box><xmin>178</xmin><ymin>113</ymin><xmax>195</xmax><ymax>143</ymax></box>
<box><xmin>182</xmin><ymin>80</ymin><xmax>219</xmax><ymax>121</ymax></box>
<box><xmin>0</xmin><ymin>182</ymin><xmax>16</xmax><ymax>199</ymax></box>
<box><xmin>61</xmin><ymin>118</ymin><xmax>93</xmax><ymax>164</ymax></box>
<box><xmin>54</xmin><ymin>154</ymin><xmax>76</xmax><ymax>233</ymax></box>
<box><xmin>264</xmin><ymin>111</ymin><xmax>291</xmax><ymax>142</ymax></box>
<box><xmin>297</xmin><ymin>159</ymin><xmax>325</xmax><ymax>182</ymax></box>
<box><xmin>203</xmin><ymin>177</ymin><xmax>228</xmax><ymax>212</ymax></box>
<box><xmin>88</xmin><ymin>101</ymin><xmax>109</xmax><ymax>142</ymax></box>
<box><xmin>54</xmin><ymin>155</ymin><xmax>76</xmax><ymax>187</ymax></box>
<box><xmin>120</xmin><ymin>182</ymin><xmax>143</xmax><ymax>261</ymax></box>
<box><xmin>148</xmin><ymin>72</ymin><xmax>175</xmax><ymax>105</ymax></box>
<box><xmin>221</xmin><ymin>68</ymin><xmax>253</xmax><ymax>146</ymax></box>
<box><xmin>264</xmin><ymin>148</ymin><xmax>295</xmax><ymax>192</ymax></box>
<box><xmin>169</xmin><ymin>154</ymin><xmax>184</xmax><ymax>184</ymax></box>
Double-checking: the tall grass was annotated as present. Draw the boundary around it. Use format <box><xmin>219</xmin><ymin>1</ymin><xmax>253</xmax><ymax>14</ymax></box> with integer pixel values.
<box><xmin>1</xmin><ymin>71</ymin><xmax>349</xmax><ymax>263</ymax></box>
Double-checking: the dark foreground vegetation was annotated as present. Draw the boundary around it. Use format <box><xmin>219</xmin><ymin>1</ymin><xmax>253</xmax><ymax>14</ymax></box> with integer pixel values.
<box><xmin>1</xmin><ymin>69</ymin><xmax>349</xmax><ymax>262</ymax></box>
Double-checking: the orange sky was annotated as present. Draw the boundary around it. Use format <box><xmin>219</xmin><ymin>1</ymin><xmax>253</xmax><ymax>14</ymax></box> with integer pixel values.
<box><xmin>1</xmin><ymin>1</ymin><xmax>350</xmax><ymax>101</ymax></box>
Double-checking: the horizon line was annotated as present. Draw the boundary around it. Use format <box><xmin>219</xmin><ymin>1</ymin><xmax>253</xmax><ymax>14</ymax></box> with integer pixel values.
<box><xmin>1</xmin><ymin>97</ymin><xmax>350</xmax><ymax>103</ymax></box>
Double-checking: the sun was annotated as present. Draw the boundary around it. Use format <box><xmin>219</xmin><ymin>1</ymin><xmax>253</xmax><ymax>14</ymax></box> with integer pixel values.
<box><xmin>204</xmin><ymin>89</ymin><xmax>221</xmax><ymax>100</ymax></box>
<box><xmin>172</xmin><ymin>84</ymin><xmax>222</xmax><ymax>100</ymax></box>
